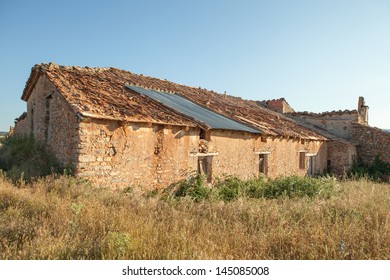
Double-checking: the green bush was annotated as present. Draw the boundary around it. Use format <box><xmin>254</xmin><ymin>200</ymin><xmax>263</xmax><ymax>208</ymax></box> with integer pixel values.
<box><xmin>214</xmin><ymin>176</ymin><xmax>243</xmax><ymax>202</ymax></box>
<box><xmin>0</xmin><ymin>134</ymin><xmax>64</xmax><ymax>182</ymax></box>
<box><xmin>213</xmin><ymin>176</ymin><xmax>267</xmax><ymax>202</ymax></box>
<box><xmin>165</xmin><ymin>175</ymin><xmax>210</xmax><ymax>202</ymax></box>
<box><xmin>165</xmin><ymin>174</ymin><xmax>336</xmax><ymax>202</ymax></box>
<box><xmin>262</xmin><ymin>175</ymin><xmax>335</xmax><ymax>199</ymax></box>
<box><xmin>349</xmin><ymin>155</ymin><xmax>390</xmax><ymax>181</ymax></box>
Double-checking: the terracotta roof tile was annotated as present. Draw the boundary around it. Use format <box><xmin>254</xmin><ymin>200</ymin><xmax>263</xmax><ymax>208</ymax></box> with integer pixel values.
<box><xmin>21</xmin><ymin>63</ymin><xmax>327</xmax><ymax>140</ymax></box>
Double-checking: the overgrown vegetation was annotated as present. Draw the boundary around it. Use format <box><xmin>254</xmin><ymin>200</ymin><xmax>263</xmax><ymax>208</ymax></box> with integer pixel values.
<box><xmin>0</xmin><ymin>135</ymin><xmax>65</xmax><ymax>182</ymax></box>
<box><xmin>0</xmin><ymin>173</ymin><xmax>389</xmax><ymax>260</ymax></box>
<box><xmin>349</xmin><ymin>155</ymin><xmax>390</xmax><ymax>181</ymax></box>
<box><xmin>0</xmin><ymin>135</ymin><xmax>389</xmax><ymax>259</ymax></box>
<box><xmin>165</xmin><ymin>175</ymin><xmax>337</xmax><ymax>202</ymax></box>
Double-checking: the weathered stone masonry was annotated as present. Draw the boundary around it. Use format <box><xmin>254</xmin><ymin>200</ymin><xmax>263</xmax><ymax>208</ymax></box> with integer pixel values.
<box><xmin>352</xmin><ymin>123</ymin><xmax>390</xmax><ymax>164</ymax></box>
<box><xmin>75</xmin><ymin>120</ymin><xmax>328</xmax><ymax>188</ymax></box>
<box><xmin>14</xmin><ymin>75</ymin><xmax>79</xmax><ymax>166</ymax></box>
<box><xmin>76</xmin><ymin>119</ymin><xmax>200</xmax><ymax>188</ymax></box>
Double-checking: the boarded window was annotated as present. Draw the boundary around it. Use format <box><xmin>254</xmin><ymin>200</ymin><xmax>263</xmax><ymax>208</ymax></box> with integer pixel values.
<box><xmin>259</xmin><ymin>154</ymin><xmax>269</xmax><ymax>175</ymax></box>
<box><xmin>198</xmin><ymin>156</ymin><xmax>213</xmax><ymax>183</ymax></box>
<box><xmin>299</xmin><ymin>152</ymin><xmax>306</xmax><ymax>169</ymax></box>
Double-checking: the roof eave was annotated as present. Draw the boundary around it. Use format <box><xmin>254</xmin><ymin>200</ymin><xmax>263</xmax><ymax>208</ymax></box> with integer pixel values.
<box><xmin>21</xmin><ymin>66</ymin><xmax>43</xmax><ymax>101</ymax></box>
<box><xmin>78</xmin><ymin>111</ymin><xmax>200</xmax><ymax>128</ymax></box>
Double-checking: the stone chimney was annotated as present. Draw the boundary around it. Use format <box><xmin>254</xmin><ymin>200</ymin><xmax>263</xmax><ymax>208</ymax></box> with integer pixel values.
<box><xmin>358</xmin><ymin>96</ymin><xmax>369</xmax><ymax>126</ymax></box>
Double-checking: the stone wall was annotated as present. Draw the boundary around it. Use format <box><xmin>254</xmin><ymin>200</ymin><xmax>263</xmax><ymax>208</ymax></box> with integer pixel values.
<box><xmin>210</xmin><ymin>130</ymin><xmax>258</xmax><ymax>180</ymax></box>
<box><xmin>13</xmin><ymin>117</ymin><xmax>29</xmax><ymax>135</ymax></box>
<box><xmin>327</xmin><ymin>140</ymin><xmax>357</xmax><ymax>175</ymax></box>
<box><xmin>14</xmin><ymin>75</ymin><xmax>79</xmax><ymax>167</ymax></box>
<box><xmin>210</xmin><ymin>131</ymin><xmax>328</xmax><ymax>179</ymax></box>
<box><xmin>287</xmin><ymin>111</ymin><xmax>358</xmax><ymax>139</ymax></box>
<box><xmin>352</xmin><ymin>123</ymin><xmax>390</xmax><ymax>164</ymax></box>
<box><xmin>75</xmin><ymin>121</ymin><xmax>330</xmax><ymax>189</ymax></box>
<box><xmin>76</xmin><ymin>119</ymin><xmax>200</xmax><ymax>189</ymax></box>
<box><xmin>255</xmin><ymin>137</ymin><xmax>328</xmax><ymax>177</ymax></box>
<box><xmin>46</xmin><ymin>90</ymin><xmax>80</xmax><ymax>166</ymax></box>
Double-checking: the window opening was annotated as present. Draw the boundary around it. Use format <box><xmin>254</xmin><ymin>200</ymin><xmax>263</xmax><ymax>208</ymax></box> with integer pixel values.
<box><xmin>30</xmin><ymin>108</ymin><xmax>34</xmax><ymax>133</ymax></box>
<box><xmin>45</xmin><ymin>94</ymin><xmax>53</xmax><ymax>142</ymax></box>
<box><xmin>299</xmin><ymin>152</ymin><xmax>306</xmax><ymax>169</ymax></box>
<box><xmin>199</xmin><ymin>129</ymin><xmax>211</xmax><ymax>141</ymax></box>
<box><xmin>198</xmin><ymin>156</ymin><xmax>213</xmax><ymax>183</ymax></box>
<box><xmin>308</xmin><ymin>156</ymin><xmax>316</xmax><ymax>177</ymax></box>
<box><xmin>259</xmin><ymin>154</ymin><xmax>268</xmax><ymax>175</ymax></box>
<box><xmin>327</xmin><ymin>160</ymin><xmax>332</xmax><ymax>173</ymax></box>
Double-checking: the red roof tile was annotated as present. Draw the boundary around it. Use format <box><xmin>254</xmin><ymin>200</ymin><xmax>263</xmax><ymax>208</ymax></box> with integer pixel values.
<box><xmin>21</xmin><ymin>63</ymin><xmax>327</xmax><ymax>140</ymax></box>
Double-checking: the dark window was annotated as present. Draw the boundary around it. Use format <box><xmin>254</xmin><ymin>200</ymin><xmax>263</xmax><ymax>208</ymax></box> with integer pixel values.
<box><xmin>327</xmin><ymin>160</ymin><xmax>332</xmax><ymax>173</ymax></box>
<box><xmin>308</xmin><ymin>156</ymin><xmax>315</xmax><ymax>177</ymax></box>
<box><xmin>299</xmin><ymin>152</ymin><xmax>306</xmax><ymax>169</ymax></box>
<box><xmin>199</xmin><ymin>129</ymin><xmax>211</xmax><ymax>141</ymax></box>
<box><xmin>259</xmin><ymin>154</ymin><xmax>268</xmax><ymax>175</ymax></box>
<box><xmin>45</xmin><ymin>95</ymin><xmax>52</xmax><ymax>142</ymax></box>
<box><xmin>30</xmin><ymin>108</ymin><xmax>34</xmax><ymax>133</ymax></box>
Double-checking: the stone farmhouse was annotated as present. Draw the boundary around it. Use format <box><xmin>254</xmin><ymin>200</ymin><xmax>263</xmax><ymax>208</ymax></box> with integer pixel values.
<box><xmin>12</xmin><ymin>63</ymin><xmax>390</xmax><ymax>188</ymax></box>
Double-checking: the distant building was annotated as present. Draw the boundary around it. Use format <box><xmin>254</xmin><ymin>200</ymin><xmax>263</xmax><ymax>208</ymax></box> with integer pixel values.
<box><xmin>263</xmin><ymin>96</ymin><xmax>390</xmax><ymax>170</ymax></box>
<box><xmin>12</xmin><ymin>63</ymin><xmax>390</xmax><ymax>188</ymax></box>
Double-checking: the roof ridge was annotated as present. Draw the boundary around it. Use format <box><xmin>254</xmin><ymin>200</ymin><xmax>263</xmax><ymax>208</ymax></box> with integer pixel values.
<box><xmin>289</xmin><ymin>109</ymin><xmax>358</xmax><ymax>117</ymax></box>
<box><xmin>38</xmin><ymin>62</ymin><xmax>226</xmax><ymax>95</ymax></box>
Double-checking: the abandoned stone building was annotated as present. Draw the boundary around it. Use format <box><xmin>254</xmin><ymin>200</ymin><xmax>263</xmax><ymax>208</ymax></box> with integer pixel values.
<box><xmin>12</xmin><ymin>63</ymin><xmax>390</xmax><ymax>188</ymax></box>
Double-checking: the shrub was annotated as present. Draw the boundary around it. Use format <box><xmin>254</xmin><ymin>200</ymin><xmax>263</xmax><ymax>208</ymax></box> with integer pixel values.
<box><xmin>164</xmin><ymin>175</ymin><xmax>210</xmax><ymax>202</ymax></box>
<box><xmin>213</xmin><ymin>176</ymin><xmax>264</xmax><ymax>202</ymax></box>
<box><xmin>214</xmin><ymin>176</ymin><xmax>243</xmax><ymax>202</ymax></box>
<box><xmin>349</xmin><ymin>155</ymin><xmax>390</xmax><ymax>181</ymax></box>
<box><xmin>243</xmin><ymin>177</ymin><xmax>268</xmax><ymax>199</ymax></box>
<box><xmin>164</xmin><ymin>175</ymin><xmax>335</xmax><ymax>202</ymax></box>
<box><xmin>0</xmin><ymin>134</ymin><xmax>64</xmax><ymax>182</ymax></box>
<box><xmin>262</xmin><ymin>175</ymin><xmax>335</xmax><ymax>199</ymax></box>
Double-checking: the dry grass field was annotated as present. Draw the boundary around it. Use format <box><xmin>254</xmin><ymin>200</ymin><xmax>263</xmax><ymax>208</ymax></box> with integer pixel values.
<box><xmin>0</xmin><ymin>172</ymin><xmax>389</xmax><ymax>260</ymax></box>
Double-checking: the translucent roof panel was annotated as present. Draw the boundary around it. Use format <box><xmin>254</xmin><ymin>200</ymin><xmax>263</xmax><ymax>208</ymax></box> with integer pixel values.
<box><xmin>126</xmin><ymin>85</ymin><xmax>262</xmax><ymax>134</ymax></box>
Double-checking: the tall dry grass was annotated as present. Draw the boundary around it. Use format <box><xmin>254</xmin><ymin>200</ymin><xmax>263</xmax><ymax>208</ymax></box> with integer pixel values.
<box><xmin>0</xmin><ymin>172</ymin><xmax>389</xmax><ymax>260</ymax></box>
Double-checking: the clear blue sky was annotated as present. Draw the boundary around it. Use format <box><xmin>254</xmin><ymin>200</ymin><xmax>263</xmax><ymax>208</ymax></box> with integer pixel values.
<box><xmin>1</xmin><ymin>0</ymin><xmax>390</xmax><ymax>131</ymax></box>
